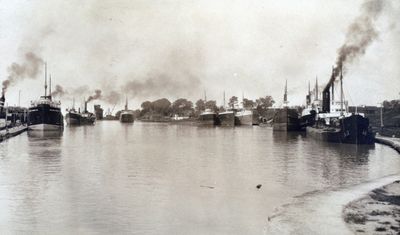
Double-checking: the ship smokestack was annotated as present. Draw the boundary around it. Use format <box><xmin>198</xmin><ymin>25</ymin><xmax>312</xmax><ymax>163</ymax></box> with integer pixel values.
<box><xmin>84</xmin><ymin>101</ymin><xmax>88</xmax><ymax>113</ymax></box>
<box><xmin>0</xmin><ymin>88</ymin><xmax>5</xmax><ymax>110</ymax></box>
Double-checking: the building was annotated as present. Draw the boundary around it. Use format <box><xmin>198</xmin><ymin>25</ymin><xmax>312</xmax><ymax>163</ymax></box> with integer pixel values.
<box><xmin>94</xmin><ymin>104</ymin><xmax>103</xmax><ymax>120</ymax></box>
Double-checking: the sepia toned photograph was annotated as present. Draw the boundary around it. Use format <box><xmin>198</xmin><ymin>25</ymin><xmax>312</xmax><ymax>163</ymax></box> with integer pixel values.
<box><xmin>0</xmin><ymin>0</ymin><xmax>399</xmax><ymax>234</ymax></box>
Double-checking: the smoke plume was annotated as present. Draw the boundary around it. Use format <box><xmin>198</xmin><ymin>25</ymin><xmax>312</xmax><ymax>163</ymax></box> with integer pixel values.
<box><xmin>334</xmin><ymin>0</ymin><xmax>385</xmax><ymax>75</ymax></box>
<box><xmin>123</xmin><ymin>72</ymin><xmax>201</xmax><ymax>99</ymax></box>
<box><xmin>103</xmin><ymin>90</ymin><xmax>121</xmax><ymax>104</ymax></box>
<box><xmin>51</xmin><ymin>84</ymin><xmax>67</xmax><ymax>97</ymax></box>
<box><xmin>3</xmin><ymin>52</ymin><xmax>44</xmax><ymax>92</ymax></box>
<box><xmin>86</xmin><ymin>89</ymin><xmax>102</xmax><ymax>102</ymax></box>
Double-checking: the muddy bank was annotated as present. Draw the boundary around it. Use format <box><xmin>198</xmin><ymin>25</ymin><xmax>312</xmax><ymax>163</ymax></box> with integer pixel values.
<box><xmin>343</xmin><ymin>180</ymin><xmax>400</xmax><ymax>234</ymax></box>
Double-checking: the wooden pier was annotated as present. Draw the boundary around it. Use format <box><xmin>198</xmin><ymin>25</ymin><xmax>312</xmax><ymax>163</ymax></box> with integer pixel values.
<box><xmin>0</xmin><ymin>125</ymin><xmax>27</xmax><ymax>142</ymax></box>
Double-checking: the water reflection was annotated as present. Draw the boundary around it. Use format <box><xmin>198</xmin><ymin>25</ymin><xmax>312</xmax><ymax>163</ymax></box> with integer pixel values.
<box><xmin>27</xmin><ymin>130</ymin><xmax>63</xmax><ymax>139</ymax></box>
<box><xmin>0</xmin><ymin>122</ymin><xmax>398</xmax><ymax>234</ymax></box>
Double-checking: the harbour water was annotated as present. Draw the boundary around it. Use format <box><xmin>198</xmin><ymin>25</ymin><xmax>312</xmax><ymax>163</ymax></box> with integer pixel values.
<box><xmin>0</xmin><ymin>121</ymin><xmax>399</xmax><ymax>234</ymax></box>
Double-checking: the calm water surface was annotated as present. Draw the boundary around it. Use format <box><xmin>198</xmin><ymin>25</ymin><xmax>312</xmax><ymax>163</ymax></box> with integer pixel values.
<box><xmin>0</xmin><ymin>121</ymin><xmax>399</xmax><ymax>234</ymax></box>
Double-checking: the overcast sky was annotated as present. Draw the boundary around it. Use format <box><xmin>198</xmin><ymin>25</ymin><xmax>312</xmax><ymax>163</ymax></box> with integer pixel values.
<box><xmin>0</xmin><ymin>0</ymin><xmax>399</xmax><ymax>111</ymax></box>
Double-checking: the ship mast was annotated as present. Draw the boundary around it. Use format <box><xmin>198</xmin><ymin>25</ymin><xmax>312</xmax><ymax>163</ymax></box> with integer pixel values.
<box><xmin>49</xmin><ymin>74</ymin><xmax>52</xmax><ymax>100</ymax></box>
<box><xmin>306</xmin><ymin>80</ymin><xmax>311</xmax><ymax>106</ymax></box>
<box><xmin>125</xmin><ymin>96</ymin><xmax>128</xmax><ymax>111</ymax></box>
<box><xmin>44</xmin><ymin>62</ymin><xmax>47</xmax><ymax>97</ymax></box>
<box><xmin>315</xmin><ymin>76</ymin><xmax>318</xmax><ymax>101</ymax></box>
<box><xmin>283</xmin><ymin>79</ymin><xmax>288</xmax><ymax>106</ymax></box>
<box><xmin>223</xmin><ymin>91</ymin><xmax>226</xmax><ymax>108</ymax></box>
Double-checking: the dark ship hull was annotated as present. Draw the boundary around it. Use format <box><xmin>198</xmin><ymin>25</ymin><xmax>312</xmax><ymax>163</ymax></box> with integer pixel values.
<box><xmin>28</xmin><ymin>104</ymin><xmax>63</xmax><ymax>130</ymax></box>
<box><xmin>198</xmin><ymin>113</ymin><xmax>218</xmax><ymax>126</ymax></box>
<box><xmin>306</xmin><ymin>114</ymin><xmax>374</xmax><ymax>145</ymax></box>
<box><xmin>66</xmin><ymin>112</ymin><xmax>95</xmax><ymax>125</ymax></box>
<box><xmin>120</xmin><ymin>113</ymin><xmax>134</xmax><ymax>123</ymax></box>
<box><xmin>299</xmin><ymin>111</ymin><xmax>317</xmax><ymax>130</ymax></box>
<box><xmin>273</xmin><ymin>108</ymin><xmax>300</xmax><ymax>131</ymax></box>
<box><xmin>218</xmin><ymin>111</ymin><xmax>235</xmax><ymax>126</ymax></box>
<box><xmin>65</xmin><ymin>112</ymin><xmax>80</xmax><ymax>125</ymax></box>
<box><xmin>80</xmin><ymin>114</ymin><xmax>96</xmax><ymax>125</ymax></box>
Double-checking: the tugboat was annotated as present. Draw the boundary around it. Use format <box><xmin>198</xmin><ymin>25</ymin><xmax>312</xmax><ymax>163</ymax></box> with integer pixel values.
<box><xmin>273</xmin><ymin>80</ymin><xmax>300</xmax><ymax>131</ymax></box>
<box><xmin>28</xmin><ymin>64</ymin><xmax>64</xmax><ymax>131</ymax></box>
<box><xmin>306</xmin><ymin>67</ymin><xmax>374</xmax><ymax>144</ymax></box>
<box><xmin>120</xmin><ymin>97</ymin><xmax>134</xmax><ymax>123</ymax></box>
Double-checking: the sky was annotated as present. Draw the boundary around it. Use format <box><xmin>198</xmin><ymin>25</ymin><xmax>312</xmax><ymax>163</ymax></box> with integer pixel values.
<box><xmin>0</xmin><ymin>0</ymin><xmax>399</xmax><ymax>112</ymax></box>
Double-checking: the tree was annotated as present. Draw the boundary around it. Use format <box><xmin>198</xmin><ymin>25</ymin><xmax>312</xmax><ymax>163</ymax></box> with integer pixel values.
<box><xmin>243</xmin><ymin>98</ymin><xmax>255</xmax><ymax>109</ymax></box>
<box><xmin>195</xmin><ymin>99</ymin><xmax>205</xmax><ymax>112</ymax></box>
<box><xmin>152</xmin><ymin>98</ymin><xmax>171</xmax><ymax>116</ymax></box>
<box><xmin>256</xmin><ymin>96</ymin><xmax>275</xmax><ymax>110</ymax></box>
<box><xmin>141</xmin><ymin>101</ymin><xmax>153</xmax><ymax>111</ymax></box>
<box><xmin>140</xmin><ymin>101</ymin><xmax>153</xmax><ymax>117</ymax></box>
<box><xmin>205</xmin><ymin>100</ymin><xmax>218</xmax><ymax>112</ymax></box>
<box><xmin>228</xmin><ymin>96</ymin><xmax>238</xmax><ymax>109</ymax></box>
<box><xmin>171</xmin><ymin>98</ymin><xmax>193</xmax><ymax>116</ymax></box>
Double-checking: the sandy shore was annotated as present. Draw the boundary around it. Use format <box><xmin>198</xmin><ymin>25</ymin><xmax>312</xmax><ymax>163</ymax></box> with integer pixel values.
<box><xmin>343</xmin><ymin>180</ymin><xmax>400</xmax><ymax>234</ymax></box>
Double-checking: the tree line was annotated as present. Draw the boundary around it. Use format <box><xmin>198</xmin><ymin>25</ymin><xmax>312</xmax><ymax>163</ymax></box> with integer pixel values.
<box><xmin>135</xmin><ymin>96</ymin><xmax>275</xmax><ymax>119</ymax></box>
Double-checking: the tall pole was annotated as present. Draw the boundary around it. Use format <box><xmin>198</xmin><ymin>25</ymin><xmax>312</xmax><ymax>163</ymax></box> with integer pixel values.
<box><xmin>315</xmin><ymin>76</ymin><xmax>319</xmax><ymax>101</ymax></box>
<box><xmin>223</xmin><ymin>91</ymin><xmax>226</xmax><ymax>108</ymax></box>
<box><xmin>49</xmin><ymin>74</ymin><xmax>52</xmax><ymax>99</ymax></box>
<box><xmin>283</xmin><ymin>79</ymin><xmax>288</xmax><ymax>106</ymax></box>
<box><xmin>380</xmin><ymin>103</ymin><xmax>384</xmax><ymax>128</ymax></box>
<box><xmin>44</xmin><ymin>62</ymin><xmax>47</xmax><ymax>97</ymax></box>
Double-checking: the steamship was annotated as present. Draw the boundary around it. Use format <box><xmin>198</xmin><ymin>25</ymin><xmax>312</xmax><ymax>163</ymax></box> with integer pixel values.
<box><xmin>66</xmin><ymin>100</ymin><xmax>96</xmax><ymax>125</ymax></box>
<box><xmin>235</xmin><ymin>109</ymin><xmax>259</xmax><ymax>126</ymax></box>
<box><xmin>198</xmin><ymin>109</ymin><xmax>218</xmax><ymax>126</ymax></box>
<box><xmin>0</xmin><ymin>91</ymin><xmax>6</xmax><ymax>129</ymax></box>
<box><xmin>120</xmin><ymin>97</ymin><xmax>134</xmax><ymax>123</ymax></box>
<box><xmin>218</xmin><ymin>92</ymin><xmax>235</xmax><ymax>126</ymax></box>
<box><xmin>306</xmin><ymin>67</ymin><xmax>374</xmax><ymax>145</ymax></box>
<box><xmin>218</xmin><ymin>110</ymin><xmax>235</xmax><ymax>126</ymax></box>
<box><xmin>299</xmin><ymin>78</ymin><xmax>321</xmax><ymax>130</ymax></box>
<box><xmin>28</xmin><ymin>64</ymin><xmax>64</xmax><ymax>131</ymax></box>
<box><xmin>273</xmin><ymin>80</ymin><xmax>300</xmax><ymax>131</ymax></box>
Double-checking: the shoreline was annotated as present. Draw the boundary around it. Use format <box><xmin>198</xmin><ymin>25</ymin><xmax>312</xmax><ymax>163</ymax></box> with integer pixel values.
<box><xmin>375</xmin><ymin>136</ymin><xmax>400</xmax><ymax>154</ymax></box>
<box><xmin>343</xmin><ymin>180</ymin><xmax>400</xmax><ymax>234</ymax></box>
<box><xmin>342</xmin><ymin>138</ymin><xmax>400</xmax><ymax>234</ymax></box>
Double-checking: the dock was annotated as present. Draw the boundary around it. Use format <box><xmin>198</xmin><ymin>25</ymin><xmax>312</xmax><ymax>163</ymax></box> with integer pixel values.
<box><xmin>0</xmin><ymin>125</ymin><xmax>28</xmax><ymax>142</ymax></box>
<box><xmin>375</xmin><ymin>135</ymin><xmax>400</xmax><ymax>154</ymax></box>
